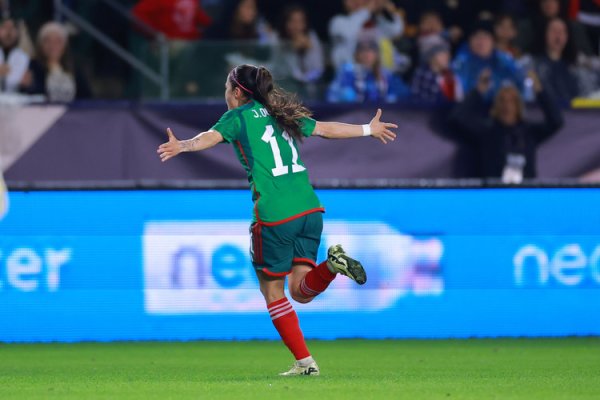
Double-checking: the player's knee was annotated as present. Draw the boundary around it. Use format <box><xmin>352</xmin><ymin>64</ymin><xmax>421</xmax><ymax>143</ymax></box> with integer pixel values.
<box><xmin>291</xmin><ymin>292</ymin><xmax>313</xmax><ymax>304</ymax></box>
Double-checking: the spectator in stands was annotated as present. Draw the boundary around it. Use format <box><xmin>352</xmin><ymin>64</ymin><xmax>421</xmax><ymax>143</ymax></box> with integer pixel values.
<box><xmin>452</xmin><ymin>20</ymin><xmax>525</xmax><ymax>99</ymax></box>
<box><xmin>400</xmin><ymin>0</ymin><xmax>478</xmax><ymax>40</ymax></box>
<box><xmin>451</xmin><ymin>69</ymin><xmax>563</xmax><ymax>181</ymax></box>
<box><xmin>414</xmin><ymin>11</ymin><xmax>451</xmax><ymax>62</ymax></box>
<box><xmin>132</xmin><ymin>0</ymin><xmax>212</xmax><ymax>40</ymax></box>
<box><xmin>568</xmin><ymin>0</ymin><xmax>600</xmax><ymax>55</ymax></box>
<box><xmin>277</xmin><ymin>4</ymin><xmax>324</xmax><ymax>84</ymax></box>
<box><xmin>206</xmin><ymin>0</ymin><xmax>276</xmax><ymax>44</ymax></box>
<box><xmin>329</xmin><ymin>0</ymin><xmax>404</xmax><ymax>69</ymax></box>
<box><xmin>327</xmin><ymin>39</ymin><xmax>409</xmax><ymax>103</ymax></box>
<box><xmin>21</xmin><ymin>22</ymin><xmax>91</xmax><ymax>102</ymax></box>
<box><xmin>540</xmin><ymin>0</ymin><xmax>564</xmax><ymax>18</ymax></box>
<box><xmin>534</xmin><ymin>17</ymin><xmax>600</xmax><ymax>102</ymax></box>
<box><xmin>494</xmin><ymin>14</ymin><xmax>520</xmax><ymax>57</ymax></box>
<box><xmin>402</xmin><ymin>10</ymin><xmax>451</xmax><ymax>83</ymax></box>
<box><xmin>0</xmin><ymin>18</ymin><xmax>30</xmax><ymax>93</ymax></box>
<box><xmin>411</xmin><ymin>38</ymin><xmax>462</xmax><ymax>104</ymax></box>
<box><xmin>534</xmin><ymin>17</ymin><xmax>580</xmax><ymax>103</ymax></box>
<box><xmin>520</xmin><ymin>0</ymin><xmax>593</xmax><ymax>55</ymax></box>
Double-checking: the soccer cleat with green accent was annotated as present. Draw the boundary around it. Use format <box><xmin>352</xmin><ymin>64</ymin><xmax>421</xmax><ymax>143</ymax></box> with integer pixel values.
<box><xmin>279</xmin><ymin>361</ymin><xmax>320</xmax><ymax>376</ymax></box>
<box><xmin>327</xmin><ymin>244</ymin><xmax>367</xmax><ymax>285</ymax></box>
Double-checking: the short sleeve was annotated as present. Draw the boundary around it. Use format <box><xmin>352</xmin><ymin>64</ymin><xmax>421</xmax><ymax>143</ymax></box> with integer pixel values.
<box><xmin>211</xmin><ymin>110</ymin><xmax>241</xmax><ymax>143</ymax></box>
<box><xmin>299</xmin><ymin>117</ymin><xmax>316</xmax><ymax>138</ymax></box>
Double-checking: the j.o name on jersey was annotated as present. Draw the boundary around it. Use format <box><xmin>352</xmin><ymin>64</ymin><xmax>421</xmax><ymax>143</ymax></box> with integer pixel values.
<box><xmin>252</xmin><ymin>108</ymin><xmax>270</xmax><ymax>118</ymax></box>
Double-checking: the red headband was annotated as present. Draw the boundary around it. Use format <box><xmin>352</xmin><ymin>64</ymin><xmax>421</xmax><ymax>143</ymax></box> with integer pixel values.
<box><xmin>231</xmin><ymin>71</ymin><xmax>253</xmax><ymax>95</ymax></box>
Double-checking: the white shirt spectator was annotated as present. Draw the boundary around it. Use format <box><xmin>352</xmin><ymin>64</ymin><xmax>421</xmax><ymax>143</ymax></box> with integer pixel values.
<box><xmin>281</xmin><ymin>30</ymin><xmax>324</xmax><ymax>83</ymax></box>
<box><xmin>329</xmin><ymin>7</ymin><xmax>403</xmax><ymax>69</ymax></box>
<box><xmin>1</xmin><ymin>17</ymin><xmax>31</xmax><ymax>94</ymax></box>
<box><xmin>0</xmin><ymin>47</ymin><xmax>29</xmax><ymax>92</ymax></box>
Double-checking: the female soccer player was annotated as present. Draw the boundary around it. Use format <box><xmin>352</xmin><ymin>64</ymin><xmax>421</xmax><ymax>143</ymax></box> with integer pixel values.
<box><xmin>157</xmin><ymin>64</ymin><xmax>397</xmax><ymax>376</ymax></box>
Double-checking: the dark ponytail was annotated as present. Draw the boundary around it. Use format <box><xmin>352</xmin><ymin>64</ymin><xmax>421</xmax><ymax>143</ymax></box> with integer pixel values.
<box><xmin>229</xmin><ymin>64</ymin><xmax>312</xmax><ymax>142</ymax></box>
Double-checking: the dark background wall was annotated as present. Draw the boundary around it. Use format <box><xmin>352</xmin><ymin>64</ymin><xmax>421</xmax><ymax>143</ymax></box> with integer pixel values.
<box><xmin>5</xmin><ymin>103</ymin><xmax>600</xmax><ymax>184</ymax></box>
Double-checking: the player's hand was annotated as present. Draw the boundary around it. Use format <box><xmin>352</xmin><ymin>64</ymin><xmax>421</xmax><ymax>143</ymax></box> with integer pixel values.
<box><xmin>369</xmin><ymin>108</ymin><xmax>397</xmax><ymax>144</ymax></box>
<box><xmin>157</xmin><ymin>128</ymin><xmax>182</xmax><ymax>162</ymax></box>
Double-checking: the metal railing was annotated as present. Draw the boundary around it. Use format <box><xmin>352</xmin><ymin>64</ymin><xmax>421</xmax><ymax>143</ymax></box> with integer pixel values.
<box><xmin>53</xmin><ymin>0</ymin><xmax>170</xmax><ymax>100</ymax></box>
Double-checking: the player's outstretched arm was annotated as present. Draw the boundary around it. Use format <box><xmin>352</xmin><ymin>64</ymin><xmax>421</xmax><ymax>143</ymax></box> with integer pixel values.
<box><xmin>313</xmin><ymin>109</ymin><xmax>398</xmax><ymax>144</ymax></box>
<box><xmin>157</xmin><ymin>128</ymin><xmax>224</xmax><ymax>162</ymax></box>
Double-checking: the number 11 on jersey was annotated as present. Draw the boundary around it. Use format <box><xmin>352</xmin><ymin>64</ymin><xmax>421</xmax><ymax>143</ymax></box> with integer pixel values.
<box><xmin>261</xmin><ymin>125</ymin><xmax>306</xmax><ymax>177</ymax></box>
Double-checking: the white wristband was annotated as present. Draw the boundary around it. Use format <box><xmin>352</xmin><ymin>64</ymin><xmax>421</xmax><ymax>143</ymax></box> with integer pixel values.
<box><xmin>362</xmin><ymin>124</ymin><xmax>372</xmax><ymax>136</ymax></box>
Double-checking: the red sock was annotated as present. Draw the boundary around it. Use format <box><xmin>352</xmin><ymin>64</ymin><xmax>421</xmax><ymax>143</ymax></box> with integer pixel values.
<box><xmin>299</xmin><ymin>261</ymin><xmax>336</xmax><ymax>299</ymax></box>
<box><xmin>268</xmin><ymin>297</ymin><xmax>310</xmax><ymax>360</ymax></box>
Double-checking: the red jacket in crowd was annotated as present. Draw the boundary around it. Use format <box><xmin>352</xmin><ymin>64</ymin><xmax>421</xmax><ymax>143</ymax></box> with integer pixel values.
<box><xmin>568</xmin><ymin>0</ymin><xmax>600</xmax><ymax>21</ymax></box>
<box><xmin>133</xmin><ymin>0</ymin><xmax>212</xmax><ymax>40</ymax></box>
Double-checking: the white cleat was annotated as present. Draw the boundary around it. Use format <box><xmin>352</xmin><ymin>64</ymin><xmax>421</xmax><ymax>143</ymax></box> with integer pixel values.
<box><xmin>279</xmin><ymin>361</ymin><xmax>320</xmax><ymax>376</ymax></box>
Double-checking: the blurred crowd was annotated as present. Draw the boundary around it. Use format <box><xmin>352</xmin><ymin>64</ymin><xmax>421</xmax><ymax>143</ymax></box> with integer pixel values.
<box><xmin>0</xmin><ymin>11</ymin><xmax>90</xmax><ymax>101</ymax></box>
<box><xmin>1</xmin><ymin>0</ymin><xmax>599</xmax><ymax>181</ymax></box>
<box><xmin>1</xmin><ymin>0</ymin><xmax>600</xmax><ymax>105</ymax></box>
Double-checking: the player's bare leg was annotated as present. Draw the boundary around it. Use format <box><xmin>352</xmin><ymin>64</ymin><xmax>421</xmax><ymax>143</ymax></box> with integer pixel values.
<box><xmin>288</xmin><ymin>264</ymin><xmax>315</xmax><ymax>303</ymax></box>
<box><xmin>256</xmin><ymin>271</ymin><xmax>319</xmax><ymax>376</ymax></box>
<box><xmin>289</xmin><ymin>260</ymin><xmax>337</xmax><ymax>303</ymax></box>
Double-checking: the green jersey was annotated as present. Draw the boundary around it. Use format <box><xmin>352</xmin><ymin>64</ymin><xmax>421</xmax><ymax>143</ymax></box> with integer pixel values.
<box><xmin>211</xmin><ymin>100</ymin><xmax>323</xmax><ymax>224</ymax></box>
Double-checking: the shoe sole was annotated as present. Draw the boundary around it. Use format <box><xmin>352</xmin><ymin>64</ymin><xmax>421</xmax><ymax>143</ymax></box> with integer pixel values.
<box><xmin>345</xmin><ymin>257</ymin><xmax>367</xmax><ymax>285</ymax></box>
<box><xmin>330</xmin><ymin>253</ymin><xmax>367</xmax><ymax>285</ymax></box>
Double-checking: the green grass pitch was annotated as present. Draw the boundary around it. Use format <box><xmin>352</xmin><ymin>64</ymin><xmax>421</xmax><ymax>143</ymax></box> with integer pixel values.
<box><xmin>1</xmin><ymin>338</ymin><xmax>599</xmax><ymax>399</ymax></box>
